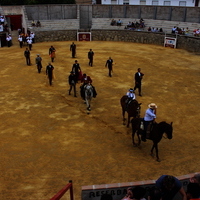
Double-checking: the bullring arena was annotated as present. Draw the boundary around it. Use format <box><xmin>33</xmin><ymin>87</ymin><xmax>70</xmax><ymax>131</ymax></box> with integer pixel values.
<box><xmin>1</xmin><ymin>32</ymin><xmax>200</xmax><ymax>199</ymax></box>
<box><xmin>1</xmin><ymin>4</ymin><xmax>200</xmax><ymax>200</ymax></box>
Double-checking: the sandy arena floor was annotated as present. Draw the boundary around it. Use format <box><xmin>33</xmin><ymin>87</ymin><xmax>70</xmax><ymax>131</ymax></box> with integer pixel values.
<box><xmin>0</xmin><ymin>32</ymin><xmax>200</xmax><ymax>200</ymax></box>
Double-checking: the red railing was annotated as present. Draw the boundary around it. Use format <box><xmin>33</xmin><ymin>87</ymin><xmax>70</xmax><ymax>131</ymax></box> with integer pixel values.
<box><xmin>50</xmin><ymin>180</ymin><xmax>74</xmax><ymax>200</ymax></box>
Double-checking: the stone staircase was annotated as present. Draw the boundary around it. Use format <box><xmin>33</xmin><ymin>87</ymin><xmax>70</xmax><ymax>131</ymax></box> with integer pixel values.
<box><xmin>27</xmin><ymin>19</ymin><xmax>80</xmax><ymax>32</ymax></box>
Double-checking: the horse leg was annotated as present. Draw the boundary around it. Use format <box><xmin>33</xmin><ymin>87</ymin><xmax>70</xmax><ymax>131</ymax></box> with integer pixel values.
<box><xmin>126</xmin><ymin>115</ymin><xmax>130</xmax><ymax>128</ymax></box>
<box><xmin>122</xmin><ymin>109</ymin><xmax>126</xmax><ymax>125</ymax></box>
<box><xmin>155</xmin><ymin>144</ymin><xmax>160</xmax><ymax>162</ymax></box>
<box><xmin>150</xmin><ymin>144</ymin><xmax>155</xmax><ymax>157</ymax></box>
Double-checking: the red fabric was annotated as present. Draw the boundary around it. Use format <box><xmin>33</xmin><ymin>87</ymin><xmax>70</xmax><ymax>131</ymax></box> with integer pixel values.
<box><xmin>81</xmin><ymin>75</ymin><xmax>92</xmax><ymax>83</ymax></box>
<box><xmin>78</xmin><ymin>71</ymin><xmax>83</xmax><ymax>80</ymax></box>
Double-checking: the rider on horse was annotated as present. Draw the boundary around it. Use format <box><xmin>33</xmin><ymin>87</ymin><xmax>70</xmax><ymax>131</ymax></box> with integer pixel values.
<box><xmin>80</xmin><ymin>74</ymin><xmax>92</xmax><ymax>99</ymax></box>
<box><xmin>126</xmin><ymin>88</ymin><xmax>136</xmax><ymax>109</ymax></box>
<box><xmin>142</xmin><ymin>103</ymin><xmax>157</xmax><ymax>142</ymax></box>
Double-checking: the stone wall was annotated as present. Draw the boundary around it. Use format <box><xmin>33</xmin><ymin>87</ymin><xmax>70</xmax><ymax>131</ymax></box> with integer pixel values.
<box><xmin>34</xmin><ymin>29</ymin><xmax>200</xmax><ymax>53</ymax></box>
<box><xmin>35</xmin><ymin>30</ymin><xmax>77</xmax><ymax>42</ymax></box>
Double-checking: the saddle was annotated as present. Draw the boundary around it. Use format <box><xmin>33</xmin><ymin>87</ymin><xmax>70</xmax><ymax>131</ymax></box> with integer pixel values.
<box><xmin>140</xmin><ymin>119</ymin><xmax>154</xmax><ymax>139</ymax></box>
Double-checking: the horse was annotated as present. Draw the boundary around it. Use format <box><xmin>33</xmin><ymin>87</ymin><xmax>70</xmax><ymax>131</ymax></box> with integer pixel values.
<box><xmin>83</xmin><ymin>83</ymin><xmax>93</xmax><ymax>112</ymax></box>
<box><xmin>120</xmin><ymin>95</ymin><xmax>141</xmax><ymax>127</ymax></box>
<box><xmin>131</xmin><ymin>118</ymin><xmax>173</xmax><ymax>162</ymax></box>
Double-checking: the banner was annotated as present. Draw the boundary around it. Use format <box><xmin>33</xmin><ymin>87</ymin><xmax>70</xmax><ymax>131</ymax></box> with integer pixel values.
<box><xmin>164</xmin><ymin>37</ymin><xmax>177</xmax><ymax>48</ymax></box>
<box><xmin>77</xmin><ymin>32</ymin><xmax>91</xmax><ymax>41</ymax></box>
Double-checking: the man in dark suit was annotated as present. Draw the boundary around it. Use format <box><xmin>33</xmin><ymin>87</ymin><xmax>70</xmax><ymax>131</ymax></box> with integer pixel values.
<box><xmin>24</xmin><ymin>48</ymin><xmax>31</xmax><ymax>66</ymax></box>
<box><xmin>68</xmin><ymin>71</ymin><xmax>77</xmax><ymax>97</ymax></box>
<box><xmin>70</xmin><ymin>42</ymin><xmax>76</xmax><ymax>58</ymax></box>
<box><xmin>134</xmin><ymin>68</ymin><xmax>144</xmax><ymax>96</ymax></box>
<box><xmin>88</xmin><ymin>49</ymin><xmax>94</xmax><ymax>66</ymax></box>
<box><xmin>46</xmin><ymin>63</ymin><xmax>54</xmax><ymax>86</ymax></box>
<box><xmin>71</xmin><ymin>60</ymin><xmax>81</xmax><ymax>83</ymax></box>
<box><xmin>105</xmin><ymin>57</ymin><xmax>113</xmax><ymax>77</ymax></box>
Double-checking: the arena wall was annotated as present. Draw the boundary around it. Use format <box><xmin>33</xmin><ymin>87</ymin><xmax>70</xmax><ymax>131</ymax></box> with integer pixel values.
<box><xmin>81</xmin><ymin>172</ymin><xmax>200</xmax><ymax>200</ymax></box>
<box><xmin>34</xmin><ymin>30</ymin><xmax>200</xmax><ymax>53</ymax></box>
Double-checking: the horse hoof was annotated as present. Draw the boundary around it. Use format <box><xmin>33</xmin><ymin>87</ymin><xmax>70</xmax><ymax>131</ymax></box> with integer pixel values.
<box><xmin>157</xmin><ymin>159</ymin><xmax>161</xmax><ymax>162</ymax></box>
<box><xmin>87</xmin><ymin>111</ymin><xmax>90</xmax><ymax>114</ymax></box>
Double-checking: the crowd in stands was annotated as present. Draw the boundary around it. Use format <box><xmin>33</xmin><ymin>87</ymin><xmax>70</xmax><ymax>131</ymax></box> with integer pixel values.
<box><xmin>124</xmin><ymin>18</ymin><xmax>145</xmax><ymax>30</ymax></box>
<box><xmin>147</xmin><ymin>26</ymin><xmax>163</xmax><ymax>33</ymax></box>
<box><xmin>171</xmin><ymin>26</ymin><xmax>191</xmax><ymax>35</ymax></box>
<box><xmin>100</xmin><ymin>174</ymin><xmax>200</xmax><ymax>200</ymax></box>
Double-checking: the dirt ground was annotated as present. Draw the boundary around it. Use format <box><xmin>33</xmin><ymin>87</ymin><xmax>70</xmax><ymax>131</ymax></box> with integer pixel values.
<box><xmin>1</xmin><ymin>31</ymin><xmax>200</xmax><ymax>200</ymax></box>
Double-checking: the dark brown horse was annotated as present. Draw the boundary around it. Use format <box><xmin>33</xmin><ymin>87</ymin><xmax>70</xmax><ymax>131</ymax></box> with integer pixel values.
<box><xmin>131</xmin><ymin>118</ymin><xmax>173</xmax><ymax>162</ymax></box>
<box><xmin>120</xmin><ymin>95</ymin><xmax>141</xmax><ymax>127</ymax></box>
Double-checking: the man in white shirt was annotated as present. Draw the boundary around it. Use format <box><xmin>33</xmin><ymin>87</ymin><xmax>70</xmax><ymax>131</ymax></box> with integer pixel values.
<box><xmin>27</xmin><ymin>38</ymin><xmax>32</xmax><ymax>51</ymax></box>
<box><xmin>142</xmin><ymin>103</ymin><xmax>157</xmax><ymax>142</ymax></box>
<box><xmin>6</xmin><ymin>34</ymin><xmax>12</xmax><ymax>47</ymax></box>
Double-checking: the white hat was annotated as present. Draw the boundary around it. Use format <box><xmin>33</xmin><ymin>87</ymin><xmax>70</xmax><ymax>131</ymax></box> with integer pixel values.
<box><xmin>148</xmin><ymin>103</ymin><xmax>157</xmax><ymax>108</ymax></box>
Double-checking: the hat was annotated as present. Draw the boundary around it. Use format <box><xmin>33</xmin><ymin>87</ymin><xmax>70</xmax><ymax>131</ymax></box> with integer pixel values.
<box><xmin>37</xmin><ymin>54</ymin><xmax>40</xmax><ymax>56</ymax></box>
<box><xmin>129</xmin><ymin>88</ymin><xmax>134</xmax><ymax>92</ymax></box>
<box><xmin>148</xmin><ymin>103</ymin><xmax>157</xmax><ymax>108</ymax></box>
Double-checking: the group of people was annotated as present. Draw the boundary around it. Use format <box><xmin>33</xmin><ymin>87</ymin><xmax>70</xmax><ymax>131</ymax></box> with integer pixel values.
<box><xmin>124</xmin><ymin>18</ymin><xmax>145</xmax><ymax>30</ymax></box>
<box><xmin>171</xmin><ymin>26</ymin><xmax>190</xmax><ymax>35</ymax></box>
<box><xmin>18</xmin><ymin>32</ymin><xmax>35</xmax><ymax>49</ymax></box>
<box><xmin>31</xmin><ymin>20</ymin><xmax>41</xmax><ymax>27</ymax></box>
<box><xmin>110</xmin><ymin>19</ymin><xmax>123</xmax><ymax>26</ymax></box>
<box><xmin>68</xmin><ymin>59</ymin><xmax>97</xmax><ymax>99</ymax></box>
<box><xmin>147</xmin><ymin>27</ymin><xmax>163</xmax><ymax>33</ymax></box>
<box><xmin>125</xmin><ymin>68</ymin><xmax>158</xmax><ymax>142</ymax></box>
<box><xmin>100</xmin><ymin>174</ymin><xmax>200</xmax><ymax>200</ymax></box>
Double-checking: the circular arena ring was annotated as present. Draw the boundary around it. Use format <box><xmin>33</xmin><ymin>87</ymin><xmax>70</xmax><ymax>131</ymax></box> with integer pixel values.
<box><xmin>0</xmin><ymin>32</ymin><xmax>200</xmax><ymax>199</ymax></box>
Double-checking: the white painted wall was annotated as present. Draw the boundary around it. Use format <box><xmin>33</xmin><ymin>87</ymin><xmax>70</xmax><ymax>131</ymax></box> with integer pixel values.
<box><xmin>102</xmin><ymin>0</ymin><xmax>196</xmax><ymax>6</ymax></box>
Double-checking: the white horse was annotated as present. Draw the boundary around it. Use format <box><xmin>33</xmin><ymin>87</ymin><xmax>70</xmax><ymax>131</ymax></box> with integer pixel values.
<box><xmin>84</xmin><ymin>84</ymin><xmax>93</xmax><ymax>112</ymax></box>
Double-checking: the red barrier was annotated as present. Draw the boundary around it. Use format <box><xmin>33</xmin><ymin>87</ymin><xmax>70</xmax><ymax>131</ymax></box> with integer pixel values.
<box><xmin>50</xmin><ymin>180</ymin><xmax>74</xmax><ymax>200</ymax></box>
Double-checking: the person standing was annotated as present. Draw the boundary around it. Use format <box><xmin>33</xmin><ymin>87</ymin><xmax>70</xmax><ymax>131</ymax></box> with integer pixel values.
<box><xmin>35</xmin><ymin>54</ymin><xmax>42</xmax><ymax>73</ymax></box>
<box><xmin>49</xmin><ymin>45</ymin><xmax>56</xmax><ymax>62</ymax></box>
<box><xmin>105</xmin><ymin>57</ymin><xmax>113</xmax><ymax>77</ymax></box>
<box><xmin>24</xmin><ymin>48</ymin><xmax>31</xmax><ymax>66</ymax></box>
<box><xmin>27</xmin><ymin>37</ymin><xmax>32</xmax><ymax>51</ymax></box>
<box><xmin>30</xmin><ymin>32</ymin><xmax>35</xmax><ymax>43</ymax></box>
<box><xmin>68</xmin><ymin>71</ymin><xmax>77</xmax><ymax>97</ymax></box>
<box><xmin>142</xmin><ymin>103</ymin><xmax>157</xmax><ymax>142</ymax></box>
<box><xmin>46</xmin><ymin>63</ymin><xmax>54</xmax><ymax>86</ymax></box>
<box><xmin>134</xmin><ymin>68</ymin><xmax>144</xmax><ymax>96</ymax></box>
<box><xmin>71</xmin><ymin>60</ymin><xmax>81</xmax><ymax>83</ymax></box>
<box><xmin>6</xmin><ymin>34</ymin><xmax>12</xmax><ymax>47</ymax></box>
<box><xmin>156</xmin><ymin>175</ymin><xmax>187</xmax><ymax>200</ymax></box>
<box><xmin>18</xmin><ymin>35</ymin><xmax>23</xmax><ymax>48</ymax></box>
<box><xmin>88</xmin><ymin>49</ymin><xmax>94</xmax><ymax>66</ymax></box>
<box><xmin>70</xmin><ymin>42</ymin><xmax>76</xmax><ymax>58</ymax></box>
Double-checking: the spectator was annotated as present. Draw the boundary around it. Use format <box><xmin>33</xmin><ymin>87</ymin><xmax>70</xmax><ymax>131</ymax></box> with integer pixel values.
<box><xmin>159</xmin><ymin>28</ymin><xmax>163</xmax><ymax>32</ymax></box>
<box><xmin>185</xmin><ymin>27</ymin><xmax>190</xmax><ymax>35</ymax></box>
<box><xmin>121</xmin><ymin>186</ymin><xmax>146</xmax><ymax>200</ymax></box>
<box><xmin>148</xmin><ymin>186</ymin><xmax>162</xmax><ymax>200</ymax></box>
<box><xmin>171</xmin><ymin>26</ymin><xmax>177</xmax><ymax>34</ymax></box>
<box><xmin>147</xmin><ymin>27</ymin><xmax>151</xmax><ymax>32</ymax></box>
<box><xmin>156</xmin><ymin>175</ymin><xmax>187</xmax><ymax>200</ymax></box>
<box><xmin>110</xmin><ymin>19</ymin><xmax>116</xmax><ymax>26</ymax></box>
<box><xmin>0</xmin><ymin>15</ymin><xmax>5</xmax><ymax>25</ymax></box>
<box><xmin>191</xmin><ymin>174</ymin><xmax>200</xmax><ymax>185</ymax></box>
<box><xmin>31</xmin><ymin>20</ymin><xmax>36</xmax><ymax>27</ymax></box>
<box><xmin>186</xmin><ymin>183</ymin><xmax>200</xmax><ymax>200</ymax></box>
<box><xmin>36</xmin><ymin>20</ymin><xmax>41</xmax><ymax>27</ymax></box>
<box><xmin>117</xmin><ymin>19</ymin><xmax>122</xmax><ymax>26</ymax></box>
